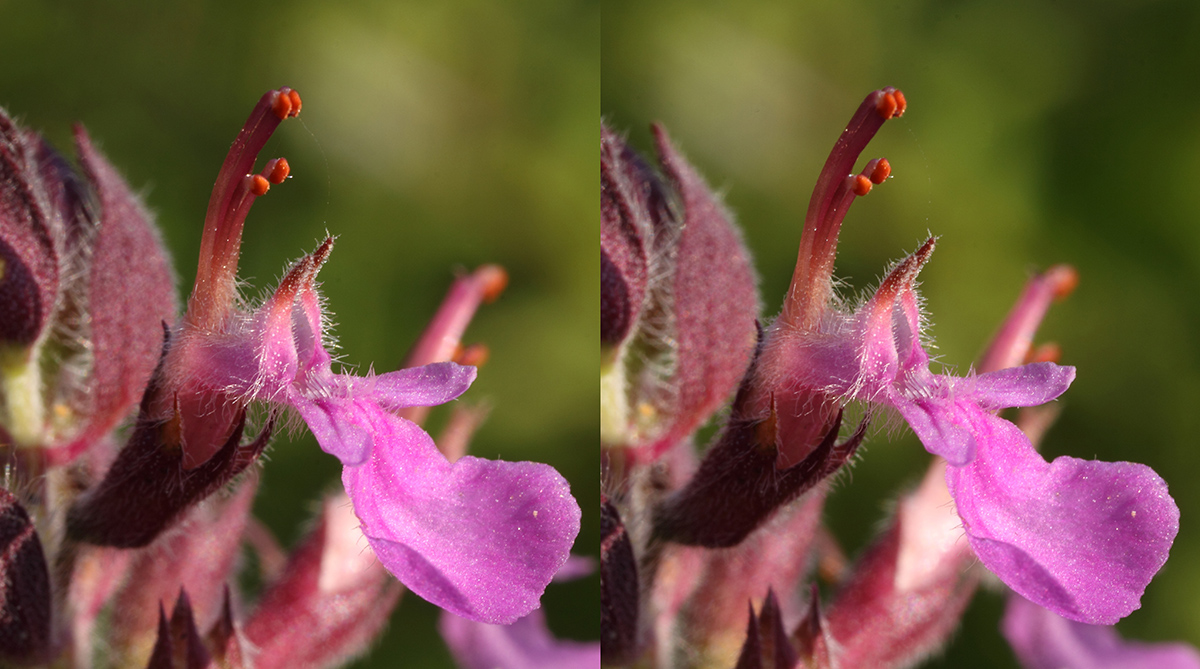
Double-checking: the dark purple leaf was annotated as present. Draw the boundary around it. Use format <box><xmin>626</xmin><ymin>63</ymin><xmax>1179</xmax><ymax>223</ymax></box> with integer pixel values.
<box><xmin>653</xmin><ymin>402</ymin><xmax>864</xmax><ymax>548</ymax></box>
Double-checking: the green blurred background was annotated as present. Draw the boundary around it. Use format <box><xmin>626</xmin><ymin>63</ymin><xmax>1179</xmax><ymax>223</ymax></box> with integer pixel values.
<box><xmin>605</xmin><ymin>0</ymin><xmax>1200</xmax><ymax>666</ymax></box>
<box><xmin>0</xmin><ymin>1</ymin><xmax>597</xmax><ymax>666</ymax></box>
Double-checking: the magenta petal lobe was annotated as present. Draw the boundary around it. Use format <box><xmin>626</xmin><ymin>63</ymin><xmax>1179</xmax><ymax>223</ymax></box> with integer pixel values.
<box><xmin>947</xmin><ymin>416</ymin><xmax>1178</xmax><ymax>624</ymax></box>
<box><xmin>291</xmin><ymin>393</ymin><xmax>380</xmax><ymax>466</ymax></box>
<box><xmin>970</xmin><ymin>362</ymin><xmax>1076</xmax><ymax>410</ymax></box>
<box><xmin>890</xmin><ymin>394</ymin><xmax>980</xmax><ymax>466</ymax></box>
<box><xmin>440</xmin><ymin>609</ymin><xmax>600</xmax><ymax>669</ymax></box>
<box><xmin>369</xmin><ymin>362</ymin><xmax>477</xmax><ymax>410</ymax></box>
<box><xmin>342</xmin><ymin>412</ymin><xmax>580</xmax><ymax>624</ymax></box>
<box><xmin>1003</xmin><ymin>594</ymin><xmax>1200</xmax><ymax>669</ymax></box>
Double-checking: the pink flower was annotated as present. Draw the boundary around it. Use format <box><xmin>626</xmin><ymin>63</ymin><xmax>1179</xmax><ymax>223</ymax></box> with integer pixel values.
<box><xmin>158</xmin><ymin>88</ymin><xmax>579</xmax><ymax>624</ymax></box>
<box><xmin>1003</xmin><ymin>593</ymin><xmax>1200</xmax><ymax>669</ymax></box>
<box><xmin>439</xmin><ymin>557</ymin><xmax>600</xmax><ymax>669</ymax></box>
<box><xmin>754</xmin><ymin>88</ymin><xmax>1177</xmax><ymax>625</ymax></box>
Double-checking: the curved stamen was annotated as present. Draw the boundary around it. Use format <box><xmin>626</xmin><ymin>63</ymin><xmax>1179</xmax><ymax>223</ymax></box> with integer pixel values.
<box><xmin>403</xmin><ymin>265</ymin><xmax>508</xmax><ymax>369</ymax></box>
<box><xmin>397</xmin><ymin>265</ymin><xmax>506</xmax><ymax>425</ymax></box>
<box><xmin>978</xmin><ymin>265</ymin><xmax>1078</xmax><ymax>373</ymax></box>
<box><xmin>783</xmin><ymin>88</ymin><xmax>904</xmax><ymax>330</ymax></box>
<box><xmin>190</xmin><ymin>88</ymin><xmax>301</xmax><ymax>330</ymax></box>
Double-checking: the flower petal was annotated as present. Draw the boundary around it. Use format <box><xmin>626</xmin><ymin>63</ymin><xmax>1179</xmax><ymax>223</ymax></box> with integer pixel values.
<box><xmin>1002</xmin><ymin>593</ymin><xmax>1200</xmax><ymax>669</ymax></box>
<box><xmin>368</xmin><ymin>362</ymin><xmax>477</xmax><ymax>410</ymax></box>
<box><xmin>341</xmin><ymin>411</ymin><xmax>580</xmax><ymax>624</ymax></box>
<box><xmin>439</xmin><ymin>609</ymin><xmax>599</xmax><ymax>669</ymax></box>
<box><xmin>889</xmin><ymin>392</ymin><xmax>981</xmax><ymax>466</ymax></box>
<box><xmin>886</xmin><ymin>363</ymin><xmax>1072</xmax><ymax>467</ymax></box>
<box><xmin>971</xmin><ymin>362</ymin><xmax>1076</xmax><ymax>411</ymax></box>
<box><xmin>946</xmin><ymin>415</ymin><xmax>1179</xmax><ymax>624</ymax></box>
<box><xmin>290</xmin><ymin>393</ymin><xmax>380</xmax><ymax>466</ymax></box>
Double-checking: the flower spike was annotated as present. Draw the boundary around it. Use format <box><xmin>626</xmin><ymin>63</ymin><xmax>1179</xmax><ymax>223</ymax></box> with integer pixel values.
<box><xmin>0</xmin><ymin>84</ymin><xmax>584</xmax><ymax>666</ymax></box>
<box><xmin>602</xmin><ymin>86</ymin><xmax>1185</xmax><ymax>669</ymax></box>
<box><xmin>163</xmin><ymin>90</ymin><xmax>576</xmax><ymax>623</ymax></box>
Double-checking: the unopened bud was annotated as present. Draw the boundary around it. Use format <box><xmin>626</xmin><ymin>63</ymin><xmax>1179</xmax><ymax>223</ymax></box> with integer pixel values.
<box><xmin>0</xmin><ymin>490</ymin><xmax>50</xmax><ymax>664</ymax></box>
<box><xmin>601</xmin><ymin>499</ymin><xmax>638</xmax><ymax>664</ymax></box>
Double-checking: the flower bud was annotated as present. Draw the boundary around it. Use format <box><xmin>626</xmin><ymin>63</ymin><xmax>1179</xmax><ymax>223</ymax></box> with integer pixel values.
<box><xmin>109</xmin><ymin>479</ymin><xmax>257</xmax><ymax>664</ymax></box>
<box><xmin>144</xmin><ymin>591</ymin><xmax>210</xmax><ymax>669</ymax></box>
<box><xmin>675</xmin><ymin>490</ymin><xmax>827</xmax><ymax>666</ymax></box>
<box><xmin>732</xmin><ymin>590</ymin><xmax>797</xmax><ymax>669</ymax></box>
<box><xmin>600</xmin><ymin>124</ymin><xmax>661</xmax><ymax>349</ymax></box>
<box><xmin>0</xmin><ymin>489</ymin><xmax>50</xmax><ymax>665</ymax></box>
<box><xmin>0</xmin><ymin>112</ymin><xmax>64</xmax><ymax>351</ymax></box>
<box><xmin>0</xmin><ymin>110</ymin><xmax>174</xmax><ymax>457</ymax></box>
<box><xmin>242</xmin><ymin>493</ymin><xmax>402</xmax><ymax>669</ymax></box>
<box><xmin>601</xmin><ymin>498</ymin><xmax>639</xmax><ymax>664</ymax></box>
<box><xmin>600</xmin><ymin>124</ymin><xmax>759</xmax><ymax>461</ymax></box>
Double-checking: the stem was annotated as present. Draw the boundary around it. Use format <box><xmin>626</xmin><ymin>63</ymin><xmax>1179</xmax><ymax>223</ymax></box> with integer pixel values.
<box><xmin>1</xmin><ymin>345</ymin><xmax>45</xmax><ymax>447</ymax></box>
<box><xmin>600</xmin><ymin>356</ymin><xmax>630</xmax><ymax>447</ymax></box>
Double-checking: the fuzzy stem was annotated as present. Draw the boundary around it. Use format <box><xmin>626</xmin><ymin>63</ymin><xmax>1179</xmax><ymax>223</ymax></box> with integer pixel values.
<box><xmin>1</xmin><ymin>346</ymin><xmax>45</xmax><ymax>447</ymax></box>
<box><xmin>600</xmin><ymin>357</ymin><xmax>629</xmax><ymax>447</ymax></box>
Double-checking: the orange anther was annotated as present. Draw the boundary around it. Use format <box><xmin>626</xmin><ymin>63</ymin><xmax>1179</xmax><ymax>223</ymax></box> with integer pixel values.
<box><xmin>476</xmin><ymin>265</ymin><xmax>509</xmax><ymax>303</ymax></box>
<box><xmin>271</xmin><ymin>92</ymin><xmax>293</xmax><ymax>120</ymax></box>
<box><xmin>1046</xmin><ymin>264</ymin><xmax>1079</xmax><ymax>300</ymax></box>
<box><xmin>869</xmin><ymin>158</ymin><xmax>891</xmax><ymax>184</ymax></box>
<box><xmin>1027</xmin><ymin>342</ymin><xmax>1062</xmax><ymax>365</ymax></box>
<box><xmin>267</xmin><ymin>158</ymin><xmax>290</xmax><ymax>184</ymax></box>
<box><xmin>876</xmin><ymin>92</ymin><xmax>898</xmax><ymax>120</ymax></box>
<box><xmin>455</xmin><ymin>343</ymin><xmax>490</xmax><ymax>367</ymax></box>
<box><xmin>892</xmin><ymin>90</ymin><xmax>907</xmax><ymax>117</ymax></box>
<box><xmin>851</xmin><ymin>174</ymin><xmax>873</xmax><ymax>197</ymax></box>
<box><xmin>249</xmin><ymin>174</ymin><xmax>271</xmax><ymax>196</ymax></box>
<box><xmin>287</xmin><ymin>89</ymin><xmax>302</xmax><ymax>117</ymax></box>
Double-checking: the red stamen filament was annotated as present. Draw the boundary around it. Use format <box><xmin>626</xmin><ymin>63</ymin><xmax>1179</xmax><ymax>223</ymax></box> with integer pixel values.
<box><xmin>189</xmin><ymin>88</ymin><xmax>302</xmax><ymax>329</ymax></box>
<box><xmin>782</xmin><ymin>87</ymin><xmax>905</xmax><ymax>330</ymax></box>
